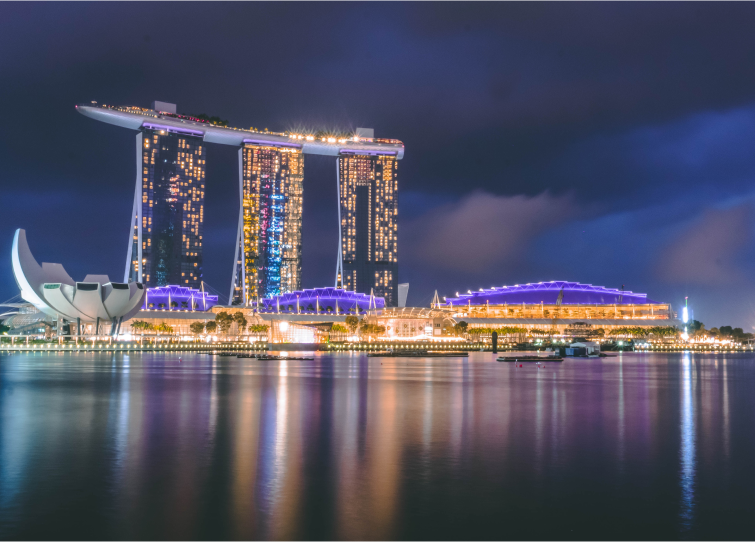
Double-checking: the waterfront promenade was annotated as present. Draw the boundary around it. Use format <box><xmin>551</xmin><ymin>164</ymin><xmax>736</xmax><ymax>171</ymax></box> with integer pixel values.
<box><xmin>0</xmin><ymin>339</ymin><xmax>752</xmax><ymax>354</ymax></box>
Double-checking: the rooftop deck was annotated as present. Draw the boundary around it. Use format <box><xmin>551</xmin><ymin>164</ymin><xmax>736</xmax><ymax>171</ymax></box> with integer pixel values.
<box><xmin>77</xmin><ymin>103</ymin><xmax>405</xmax><ymax>158</ymax></box>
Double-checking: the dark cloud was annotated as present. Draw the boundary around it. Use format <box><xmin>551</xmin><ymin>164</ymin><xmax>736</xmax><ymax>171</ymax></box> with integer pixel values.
<box><xmin>403</xmin><ymin>191</ymin><xmax>575</xmax><ymax>273</ymax></box>
<box><xmin>656</xmin><ymin>203</ymin><xmax>755</xmax><ymax>285</ymax></box>
<box><xmin>1</xmin><ymin>3</ymin><xmax>754</xmax><ymax>326</ymax></box>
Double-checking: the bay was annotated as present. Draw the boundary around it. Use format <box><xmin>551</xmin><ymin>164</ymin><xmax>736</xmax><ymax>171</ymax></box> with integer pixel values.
<box><xmin>0</xmin><ymin>351</ymin><xmax>752</xmax><ymax>540</ymax></box>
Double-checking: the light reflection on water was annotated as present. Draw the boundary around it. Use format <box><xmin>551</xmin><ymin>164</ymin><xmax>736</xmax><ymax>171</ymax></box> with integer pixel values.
<box><xmin>679</xmin><ymin>353</ymin><xmax>696</xmax><ymax>535</ymax></box>
<box><xmin>0</xmin><ymin>351</ymin><xmax>752</xmax><ymax>540</ymax></box>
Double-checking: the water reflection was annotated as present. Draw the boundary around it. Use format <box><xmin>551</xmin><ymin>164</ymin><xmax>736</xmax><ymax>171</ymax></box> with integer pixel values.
<box><xmin>679</xmin><ymin>352</ymin><xmax>696</xmax><ymax>534</ymax></box>
<box><xmin>0</xmin><ymin>351</ymin><xmax>753</xmax><ymax>540</ymax></box>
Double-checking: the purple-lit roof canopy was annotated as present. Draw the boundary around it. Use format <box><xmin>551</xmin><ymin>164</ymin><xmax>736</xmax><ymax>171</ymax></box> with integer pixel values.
<box><xmin>261</xmin><ymin>288</ymin><xmax>384</xmax><ymax>313</ymax></box>
<box><xmin>144</xmin><ymin>285</ymin><xmax>218</xmax><ymax>311</ymax></box>
<box><xmin>446</xmin><ymin>281</ymin><xmax>660</xmax><ymax>306</ymax></box>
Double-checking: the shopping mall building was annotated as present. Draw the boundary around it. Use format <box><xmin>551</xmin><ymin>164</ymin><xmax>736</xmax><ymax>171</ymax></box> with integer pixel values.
<box><xmin>3</xmin><ymin>279</ymin><xmax>679</xmax><ymax>342</ymax></box>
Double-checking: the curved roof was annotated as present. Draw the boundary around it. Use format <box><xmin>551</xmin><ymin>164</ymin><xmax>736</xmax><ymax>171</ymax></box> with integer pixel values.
<box><xmin>11</xmin><ymin>229</ymin><xmax>145</xmax><ymax>323</ymax></box>
<box><xmin>446</xmin><ymin>281</ymin><xmax>659</xmax><ymax>306</ymax></box>
<box><xmin>77</xmin><ymin>104</ymin><xmax>405</xmax><ymax>159</ymax></box>
<box><xmin>261</xmin><ymin>287</ymin><xmax>384</xmax><ymax>312</ymax></box>
<box><xmin>144</xmin><ymin>285</ymin><xmax>218</xmax><ymax>311</ymax></box>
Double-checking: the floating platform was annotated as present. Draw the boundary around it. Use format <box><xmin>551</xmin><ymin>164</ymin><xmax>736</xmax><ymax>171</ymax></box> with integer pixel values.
<box><xmin>236</xmin><ymin>354</ymin><xmax>314</xmax><ymax>361</ymax></box>
<box><xmin>368</xmin><ymin>350</ymin><xmax>469</xmax><ymax>358</ymax></box>
<box><xmin>497</xmin><ymin>355</ymin><xmax>563</xmax><ymax>362</ymax></box>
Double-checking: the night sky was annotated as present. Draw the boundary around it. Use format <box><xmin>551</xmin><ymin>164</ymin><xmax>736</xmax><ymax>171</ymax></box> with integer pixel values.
<box><xmin>2</xmin><ymin>2</ymin><xmax>755</xmax><ymax>327</ymax></box>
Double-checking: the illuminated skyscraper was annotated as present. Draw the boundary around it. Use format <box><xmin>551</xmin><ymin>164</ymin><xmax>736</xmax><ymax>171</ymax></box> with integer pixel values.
<box><xmin>336</xmin><ymin>130</ymin><xmax>399</xmax><ymax>305</ymax></box>
<box><xmin>78</xmin><ymin>103</ymin><xmax>404</xmax><ymax>303</ymax></box>
<box><xmin>125</xmin><ymin>124</ymin><xmax>206</xmax><ymax>288</ymax></box>
<box><xmin>230</xmin><ymin>143</ymin><xmax>303</xmax><ymax>304</ymax></box>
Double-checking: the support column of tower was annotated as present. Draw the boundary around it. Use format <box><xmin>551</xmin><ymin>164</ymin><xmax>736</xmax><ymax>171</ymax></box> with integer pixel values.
<box><xmin>230</xmin><ymin>148</ymin><xmax>246</xmax><ymax>305</ymax></box>
<box><xmin>335</xmin><ymin>157</ymin><xmax>344</xmax><ymax>289</ymax></box>
<box><xmin>124</xmin><ymin>132</ymin><xmax>143</xmax><ymax>283</ymax></box>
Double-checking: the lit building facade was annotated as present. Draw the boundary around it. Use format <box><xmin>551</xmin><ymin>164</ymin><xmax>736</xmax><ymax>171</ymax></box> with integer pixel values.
<box><xmin>336</xmin><ymin>149</ymin><xmax>399</xmax><ymax>305</ymax></box>
<box><xmin>142</xmin><ymin>284</ymin><xmax>218</xmax><ymax>311</ymax></box>
<box><xmin>78</xmin><ymin>104</ymin><xmax>405</xmax><ymax>303</ymax></box>
<box><xmin>126</xmin><ymin>126</ymin><xmax>205</xmax><ymax>288</ymax></box>
<box><xmin>441</xmin><ymin>281</ymin><xmax>679</xmax><ymax>335</ymax></box>
<box><xmin>230</xmin><ymin>143</ymin><xmax>303</xmax><ymax>304</ymax></box>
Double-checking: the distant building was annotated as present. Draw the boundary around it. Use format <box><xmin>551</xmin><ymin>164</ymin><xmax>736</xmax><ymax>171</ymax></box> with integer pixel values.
<box><xmin>336</xmin><ymin>130</ymin><xmax>399</xmax><ymax>305</ymax></box>
<box><xmin>444</xmin><ymin>281</ymin><xmax>679</xmax><ymax>334</ymax></box>
<box><xmin>230</xmin><ymin>143</ymin><xmax>303</xmax><ymax>304</ymax></box>
<box><xmin>124</xmin><ymin>104</ymin><xmax>206</xmax><ymax>288</ymax></box>
<box><xmin>11</xmin><ymin>229</ymin><xmax>145</xmax><ymax>336</ymax></box>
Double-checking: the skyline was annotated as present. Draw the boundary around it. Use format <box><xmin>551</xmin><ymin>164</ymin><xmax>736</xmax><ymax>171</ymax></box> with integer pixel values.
<box><xmin>2</xmin><ymin>3</ymin><xmax>755</xmax><ymax>326</ymax></box>
<box><xmin>76</xmin><ymin>101</ymin><xmax>405</xmax><ymax>305</ymax></box>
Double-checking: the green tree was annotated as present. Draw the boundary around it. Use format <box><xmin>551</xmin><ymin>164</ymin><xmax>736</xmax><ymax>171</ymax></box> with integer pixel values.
<box><xmin>360</xmin><ymin>323</ymin><xmax>386</xmax><ymax>336</ymax></box>
<box><xmin>189</xmin><ymin>321</ymin><xmax>205</xmax><ymax>335</ymax></box>
<box><xmin>345</xmin><ymin>315</ymin><xmax>360</xmax><ymax>333</ymax></box>
<box><xmin>249</xmin><ymin>324</ymin><xmax>269</xmax><ymax>334</ymax></box>
<box><xmin>130</xmin><ymin>320</ymin><xmax>154</xmax><ymax>332</ymax></box>
<box><xmin>155</xmin><ymin>322</ymin><xmax>173</xmax><ymax>334</ymax></box>
<box><xmin>330</xmin><ymin>324</ymin><xmax>348</xmax><ymax>334</ymax></box>
<box><xmin>191</xmin><ymin>113</ymin><xmax>229</xmax><ymax>127</ymax></box>
<box><xmin>205</xmin><ymin>321</ymin><xmax>218</xmax><ymax>333</ymax></box>
<box><xmin>215</xmin><ymin>311</ymin><xmax>234</xmax><ymax>334</ymax></box>
<box><xmin>687</xmin><ymin>320</ymin><xmax>705</xmax><ymax>333</ymax></box>
<box><xmin>232</xmin><ymin>312</ymin><xmax>248</xmax><ymax>333</ymax></box>
<box><xmin>453</xmin><ymin>321</ymin><xmax>468</xmax><ymax>335</ymax></box>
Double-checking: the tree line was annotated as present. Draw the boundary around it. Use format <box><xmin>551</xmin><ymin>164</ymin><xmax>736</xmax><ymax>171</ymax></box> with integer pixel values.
<box><xmin>131</xmin><ymin>311</ymin><xmax>269</xmax><ymax>336</ymax></box>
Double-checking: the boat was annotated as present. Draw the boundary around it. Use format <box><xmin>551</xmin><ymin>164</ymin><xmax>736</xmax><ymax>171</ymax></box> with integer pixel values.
<box><xmin>497</xmin><ymin>355</ymin><xmax>563</xmax><ymax>362</ymax></box>
<box><xmin>368</xmin><ymin>350</ymin><xmax>469</xmax><ymax>358</ymax></box>
<box><xmin>237</xmin><ymin>354</ymin><xmax>313</xmax><ymax>361</ymax></box>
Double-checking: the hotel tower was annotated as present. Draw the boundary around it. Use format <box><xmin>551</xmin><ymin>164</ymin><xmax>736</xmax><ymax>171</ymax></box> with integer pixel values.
<box><xmin>125</xmin><ymin>103</ymin><xmax>205</xmax><ymax>288</ymax></box>
<box><xmin>77</xmin><ymin>102</ymin><xmax>403</xmax><ymax>303</ymax></box>
<box><xmin>230</xmin><ymin>143</ymin><xmax>304</xmax><ymax>305</ymax></box>
<box><xmin>336</xmin><ymin>128</ymin><xmax>399</xmax><ymax>306</ymax></box>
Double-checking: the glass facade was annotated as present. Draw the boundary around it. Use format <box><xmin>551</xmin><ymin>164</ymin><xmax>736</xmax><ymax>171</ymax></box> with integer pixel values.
<box><xmin>337</xmin><ymin>153</ymin><xmax>398</xmax><ymax>306</ymax></box>
<box><xmin>231</xmin><ymin>143</ymin><xmax>303</xmax><ymax>305</ymax></box>
<box><xmin>127</xmin><ymin>129</ymin><xmax>205</xmax><ymax>288</ymax></box>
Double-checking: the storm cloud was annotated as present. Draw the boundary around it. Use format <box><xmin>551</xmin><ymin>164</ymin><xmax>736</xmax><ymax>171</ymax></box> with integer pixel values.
<box><xmin>2</xmin><ymin>3</ymin><xmax>755</xmax><ymax>326</ymax></box>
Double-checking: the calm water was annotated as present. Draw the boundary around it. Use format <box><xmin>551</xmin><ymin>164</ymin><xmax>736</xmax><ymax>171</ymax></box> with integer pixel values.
<box><xmin>0</xmin><ymin>351</ymin><xmax>753</xmax><ymax>540</ymax></box>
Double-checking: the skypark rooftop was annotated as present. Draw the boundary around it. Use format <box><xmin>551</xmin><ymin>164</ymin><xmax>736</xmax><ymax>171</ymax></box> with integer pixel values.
<box><xmin>76</xmin><ymin>103</ymin><xmax>404</xmax><ymax>158</ymax></box>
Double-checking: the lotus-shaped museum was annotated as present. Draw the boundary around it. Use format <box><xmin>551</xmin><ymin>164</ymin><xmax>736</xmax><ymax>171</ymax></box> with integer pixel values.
<box><xmin>12</xmin><ymin>229</ymin><xmax>145</xmax><ymax>331</ymax></box>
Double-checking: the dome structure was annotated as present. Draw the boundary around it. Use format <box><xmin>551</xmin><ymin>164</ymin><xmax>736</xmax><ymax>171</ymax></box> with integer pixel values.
<box><xmin>143</xmin><ymin>285</ymin><xmax>218</xmax><ymax>311</ymax></box>
<box><xmin>261</xmin><ymin>287</ymin><xmax>384</xmax><ymax>313</ymax></box>
<box><xmin>446</xmin><ymin>281</ymin><xmax>657</xmax><ymax>306</ymax></box>
<box><xmin>12</xmin><ymin>229</ymin><xmax>145</xmax><ymax>325</ymax></box>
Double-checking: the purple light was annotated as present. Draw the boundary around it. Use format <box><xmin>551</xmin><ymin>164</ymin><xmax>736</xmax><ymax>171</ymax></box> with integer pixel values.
<box><xmin>143</xmin><ymin>285</ymin><xmax>218</xmax><ymax>311</ymax></box>
<box><xmin>339</xmin><ymin>149</ymin><xmax>398</xmax><ymax>156</ymax></box>
<box><xmin>142</xmin><ymin>123</ymin><xmax>204</xmax><ymax>137</ymax></box>
<box><xmin>446</xmin><ymin>281</ymin><xmax>656</xmax><ymax>306</ymax></box>
<box><xmin>244</xmin><ymin>138</ymin><xmax>302</xmax><ymax>148</ymax></box>
<box><xmin>261</xmin><ymin>287</ymin><xmax>384</xmax><ymax>313</ymax></box>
